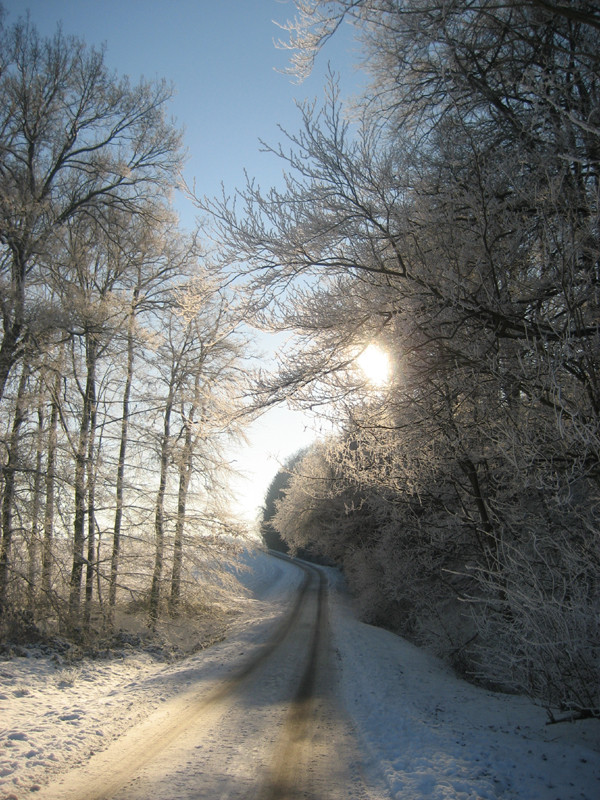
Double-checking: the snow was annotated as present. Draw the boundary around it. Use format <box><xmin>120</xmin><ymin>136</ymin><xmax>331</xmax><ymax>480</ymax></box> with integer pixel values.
<box><xmin>329</xmin><ymin>569</ymin><xmax>600</xmax><ymax>799</ymax></box>
<box><xmin>1</xmin><ymin>548</ymin><xmax>598</xmax><ymax>800</ymax></box>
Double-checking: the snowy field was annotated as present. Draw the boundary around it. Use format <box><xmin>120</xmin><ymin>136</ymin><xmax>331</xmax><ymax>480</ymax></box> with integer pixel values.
<box><xmin>1</xmin><ymin>547</ymin><xmax>599</xmax><ymax>800</ymax></box>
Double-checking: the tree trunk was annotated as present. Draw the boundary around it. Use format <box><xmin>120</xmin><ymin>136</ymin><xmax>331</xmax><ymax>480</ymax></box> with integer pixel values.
<box><xmin>169</xmin><ymin>405</ymin><xmax>195</xmax><ymax>615</ymax></box>
<box><xmin>149</xmin><ymin>389</ymin><xmax>174</xmax><ymax>624</ymax></box>
<box><xmin>41</xmin><ymin>371</ymin><xmax>60</xmax><ymax>602</ymax></box>
<box><xmin>27</xmin><ymin>404</ymin><xmax>45</xmax><ymax>612</ymax></box>
<box><xmin>84</xmin><ymin>378</ymin><xmax>98</xmax><ymax>630</ymax></box>
<box><xmin>0</xmin><ymin>248</ymin><xmax>26</xmax><ymax>404</ymax></box>
<box><xmin>68</xmin><ymin>335</ymin><xmax>97</xmax><ymax>630</ymax></box>
<box><xmin>458</xmin><ymin>457</ymin><xmax>494</xmax><ymax>552</ymax></box>
<box><xmin>108</xmin><ymin>293</ymin><xmax>138</xmax><ymax>621</ymax></box>
<box><xmin>0</xmin><ymin>364</ymin><xmax>30</xmax><ymax>613</ymax></box>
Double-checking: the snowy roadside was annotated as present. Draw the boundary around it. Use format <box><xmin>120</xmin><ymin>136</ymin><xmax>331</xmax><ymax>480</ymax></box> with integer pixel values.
<box><xmin>327</xmin><ymin>569</ymin><xmax>600</xmax><ymax>800</ymax></box>
<box><xmin>0</xmin><ymin>548</ymin><xmax>301</xmax><ymax>800</ymax></box>
<box><xmin>1</xmin><ymin>548</ymin><xmax>599</xmax><ymax>800</ymax></box>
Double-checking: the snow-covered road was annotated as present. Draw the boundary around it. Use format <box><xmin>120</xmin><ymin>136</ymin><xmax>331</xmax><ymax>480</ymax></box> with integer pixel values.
<box><xmin>1</xmin><ymin>548</ymin><xmax>599</xmax><ymax>799</ymax></box>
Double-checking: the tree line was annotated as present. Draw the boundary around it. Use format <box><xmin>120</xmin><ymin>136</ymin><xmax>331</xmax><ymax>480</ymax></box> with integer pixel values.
<box><xmin>205</xmin><ymin>1</ymin><xmax>600</xmax><ymax>717</ymax></box>
<box><xmin>0</xmin><ymin>10</ymin><xmax>249</xmax><ymax>640</ymax></box>
<box><xmin>2</xmin><ymin>0</ymin><xmax>598</xmax><ymax>717</ymax></box>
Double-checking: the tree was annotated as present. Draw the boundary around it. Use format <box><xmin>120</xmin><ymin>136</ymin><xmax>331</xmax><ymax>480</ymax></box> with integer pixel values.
<box><xmin>0</xmin><ymin>215</ymin><xmax>251</xmax><ymax>635</ymax></box>
<box><xmin>148</xmin><ymin>274</ymin><xmax>249</xmax><ymax>623</ymax></box>
<box><xmin>260</xmin><ymin>448</ymin><xmax>308</xmax><ymax>552</ymax></box>
<box><xmin>0</xmin><ymin>361</ymin><xmax>30</xmax><ymax>613</ymax></box>
<box><xmin>199</xmin><ymin>0</ymin><xmax>600</xmax><ymax>710</ymax></box>
<box><xmin>168</xmin><ymin>286</ymin><xmax>248</xmax><ymax>614</ymax></box>
<box><xmin>104</xmin><ymin>212</ymin><xmax>193</xmax><ymax>622</ymax></box>
<box><xmin>0</xmin><ymin>12</ymin><xmax>253</xmax><ymax>635</ymax></box>
<box><xmin>0</xmin><ymin>12</ymin><xmax>182</xmax><ymax>402</ymax></box>
<box><xmin>39</xmin><ymin>345</ymin><xmax>63</xmax><ymax>606</ymax></box>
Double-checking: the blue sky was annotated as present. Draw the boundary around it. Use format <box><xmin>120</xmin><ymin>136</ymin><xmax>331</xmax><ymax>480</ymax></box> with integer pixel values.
<box><xmin>2</xmin><ymin>0</ymin><xmax>360</xmax><ymax>524</ymax></box>
<box><xmin>2</xmin><ymin>0</ymin><xmax>361</xmax><ymax>224</ymax></box>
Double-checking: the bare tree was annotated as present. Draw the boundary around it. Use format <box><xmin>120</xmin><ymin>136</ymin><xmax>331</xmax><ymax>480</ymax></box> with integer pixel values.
<box><xmin>0</xmin><ymin>13</ymin><xmax>182</xmax><ymax>401</ymax></box>
<box><xmin>0</xmin><ymin>362</ymin><xmax>30</xmax><ymax>614</ymax></box>
<box><xmin>40</xmin><ymin>349</ymin><xmax>62</xmax><ymax>605</ymax></box>
<box><xmin>148</xmin><ymin>275</ymin><xmax>248</xmax><ymax>622</ymax></box>
<box><xmin>168</xmin><ymin>282</ymin><xmax>249</xmax><ymax>614</ymax></box>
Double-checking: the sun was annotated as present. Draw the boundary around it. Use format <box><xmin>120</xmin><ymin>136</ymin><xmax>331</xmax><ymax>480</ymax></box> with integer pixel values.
<box><xmin>356</xmin><ymin>344</ymin><xmax>390</xmax><ymax>387</ymax></box>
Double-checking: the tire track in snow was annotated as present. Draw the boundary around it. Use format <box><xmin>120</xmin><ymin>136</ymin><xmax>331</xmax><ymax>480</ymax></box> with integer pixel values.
<box><xmin>38</xmin><ymin>557</ymin><xmax>318</xmax><ymax>800</ymax></box>
<box><xmin>261</xmin><ymin>560</ymin><xmax>329</xmax><ymax>799</ymax></box>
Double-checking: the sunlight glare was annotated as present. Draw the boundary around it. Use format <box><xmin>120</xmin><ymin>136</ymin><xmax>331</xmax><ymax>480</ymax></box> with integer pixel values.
<box><xmin>356</xmin><ymin>344</ymin><xmax>390</xmax><ymax>387</ymax></box>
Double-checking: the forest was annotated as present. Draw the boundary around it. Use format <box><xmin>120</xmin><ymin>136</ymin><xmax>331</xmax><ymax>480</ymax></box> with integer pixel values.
<box><xmin>241</xmin><ymin>0</ymin><xmax>600</xmax><ymax>717</ymax></box>
<box><xmin>1</xmin><ymin>0</ymin><xmax>599</xmax><ymax>720</ymax></box>
<box><xmin>0</xmin><ymin>9</ymin><xmax>251</xmax><ymax>641</ymax></box>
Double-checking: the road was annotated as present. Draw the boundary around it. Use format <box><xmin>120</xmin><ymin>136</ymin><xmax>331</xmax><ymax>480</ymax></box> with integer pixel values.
<box><xmin>39</xmin><ymin>556</ymin><xmax>385</xmax><ymax>800</ymax></box>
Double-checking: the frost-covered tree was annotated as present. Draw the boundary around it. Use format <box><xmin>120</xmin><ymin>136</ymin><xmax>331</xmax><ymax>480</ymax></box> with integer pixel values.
<box><xmin>0</xmin><ymin>9</ymin><xmax>252</xmax><ymax>634</ymax></box>
<box><xmin>147</xmin><ymin>274</ymin><xmax>249</xmax><ymax>623</ymax></box>
<box><xmin>201</xmin><ymin>0</ymin><xmax>600</xmax><ymax>711</ymax></box>
<box><xmin>260</xmin><ymin>448</ymin><xmax>308</xmax><ymax>553</ymax></box>
<box><xmin>0</xmin><ymin>11</ymin><xmax>182</xmax><ymax>401</ymax></box>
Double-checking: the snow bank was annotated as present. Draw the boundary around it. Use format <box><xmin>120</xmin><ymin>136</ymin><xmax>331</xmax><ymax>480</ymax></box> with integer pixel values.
<box><xmin>327</xmin><ymin>568</ymin><xmax>600</xmax><ymax>800</ymax></box>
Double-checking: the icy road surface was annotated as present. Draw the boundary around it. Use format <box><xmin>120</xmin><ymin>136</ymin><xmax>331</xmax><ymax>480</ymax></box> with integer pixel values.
<box><xmin>37</xmin><ymin>555</ymin><xmax>377</xmax><ymax>800</ymax></box>
<box><xmin>2</xmin><ymin>547</ymin><xmax>599</xmax><ymax>799</ymax></box>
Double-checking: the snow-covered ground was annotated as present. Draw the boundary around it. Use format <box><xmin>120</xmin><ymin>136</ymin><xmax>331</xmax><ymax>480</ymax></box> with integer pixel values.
<box><xmin>1</xmin><ymin>548</ymin><xmax>598</xmax><ymax>800</ymax></box>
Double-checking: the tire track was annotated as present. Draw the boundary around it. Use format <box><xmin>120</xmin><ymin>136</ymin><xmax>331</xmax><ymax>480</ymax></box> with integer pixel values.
<box><xmin>39</xmin><ymin>556</ymin><xmax>358</xmax><ymax>800</ymax></box>
<box><xmin>261</xmin><ymin>561</ymin><xmax>329</xmax><ymax>800</ymax></box>
<box><xmin>39</xmin><ymin>558</ymin><xmax>315</xmax><ymax>800</ymax></box>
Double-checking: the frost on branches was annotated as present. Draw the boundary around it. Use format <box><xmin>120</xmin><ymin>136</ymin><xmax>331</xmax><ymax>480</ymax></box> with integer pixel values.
<box><xmin>202</xmin><ymin>1</ymin><xmax>600</xmax><ymax>715</ymax></box>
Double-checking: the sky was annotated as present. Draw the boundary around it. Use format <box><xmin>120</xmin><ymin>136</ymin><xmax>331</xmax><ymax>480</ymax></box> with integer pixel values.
<box><xmin>1</xmin><ymin>0</ymin><xmax>362</xmax><ymax>217</ymax></box>
<box><xmin>1</xmin><ymin>0</ymin><xmax>363</xmax><ymax>527</ymax></box>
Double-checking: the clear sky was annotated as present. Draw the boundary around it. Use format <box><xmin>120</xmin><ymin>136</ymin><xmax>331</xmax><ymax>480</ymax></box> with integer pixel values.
<box><xmin>2</xmin><ymin>0</ymin><xmax>360</xmax><ymax>221</ymax></box>
<box><xmin>2</xmin><ymin>0</ymin><xmax>361</xmax><ymax>527</ymax></box>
